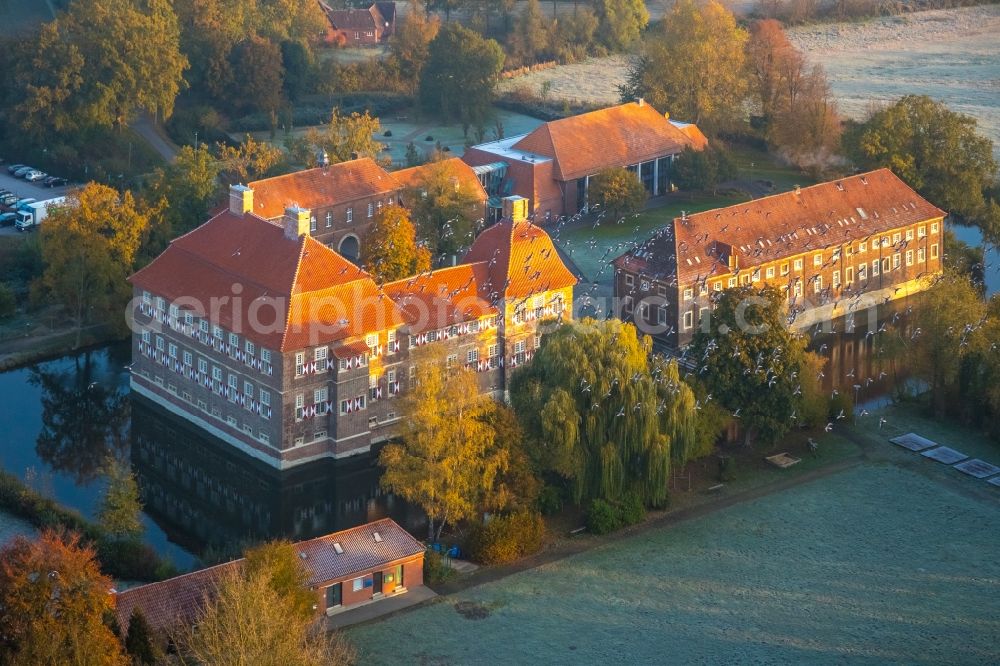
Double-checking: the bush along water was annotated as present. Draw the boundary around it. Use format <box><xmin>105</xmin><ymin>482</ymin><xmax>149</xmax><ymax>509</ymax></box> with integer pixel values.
<box><xmin>466</xmin><ymin>511</ymin><xmax>546</xmax><ymax>566</ymax></box>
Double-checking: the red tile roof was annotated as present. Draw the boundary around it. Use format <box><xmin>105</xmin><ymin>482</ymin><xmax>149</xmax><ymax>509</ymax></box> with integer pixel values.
<box><xmin>129</xmin><ymin>211</ymin><xmax>404</xmax><ymax>351</ymax></box>
<box><xmin>248</xmin><ymin>158</ymin><xmax>397</xmax><ymax>219</ymax></box>
<box><xmin>512</xmin><ymin>101</ymin><xmax>704</xmax><ymax>181</ymax></box>
<box><xmin>383</xmin><ymin>263</ymin><xmax>497</xmax><ymax>333</ymax></box>
<box><xmin>113</xmin><ymin>518</ymin><xmax>423</xmax><ymax>633</ymax></box>
<box><xmin>464</xmin><ymin>217</ymin><xmax>578</xmax><ymax>301</ymax></box>
<box><xmin>616</xmin><ymin>169</ymin><xmax>946</xmax><ymax>286</ymax></box>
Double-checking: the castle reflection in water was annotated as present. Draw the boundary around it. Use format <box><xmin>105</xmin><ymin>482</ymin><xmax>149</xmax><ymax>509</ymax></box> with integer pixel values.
<box><xmin>131</xmin><ymin>396</ymin><xmax>425</xmax><ymax>558</ymax></box>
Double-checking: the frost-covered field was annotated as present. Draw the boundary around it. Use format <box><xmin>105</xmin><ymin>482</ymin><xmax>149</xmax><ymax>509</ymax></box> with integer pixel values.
<box><xmin>350</xmin><ymin>464</ymin><xmax>1000</xmax><ymax>665</ymax></box>
<box><xmin>499</xmin><ymin>6</ymin><xmax>1000</xmax><ymax>154</ymax></box>
<box><xmin>788</xmin><ymin>5</ymin><xmax>1000</xmax><ymax>155</ymax></box>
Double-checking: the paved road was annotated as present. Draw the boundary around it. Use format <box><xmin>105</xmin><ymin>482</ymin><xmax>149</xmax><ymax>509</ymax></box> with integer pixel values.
<box><xmin>133</xmin><ymin>113</ymin><xmax>180</xmax><ymax>163</ymax></box>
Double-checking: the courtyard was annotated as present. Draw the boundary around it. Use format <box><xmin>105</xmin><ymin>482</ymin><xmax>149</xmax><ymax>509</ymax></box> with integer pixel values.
<box><xmin>349</xmin><ymin>461</ymin><xmax>1000</xmax><ymax>664</ymax></box>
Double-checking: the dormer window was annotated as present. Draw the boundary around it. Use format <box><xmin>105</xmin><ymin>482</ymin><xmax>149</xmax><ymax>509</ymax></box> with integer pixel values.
<box><xmin>333</xmin><ymin>542</ymin><xmax>344</xmax><ymax>554</ymax></box>
<box><xmin>373</xmin><ymin>532</ymin><xmax>383</xmax><ymax>542</ymax></box>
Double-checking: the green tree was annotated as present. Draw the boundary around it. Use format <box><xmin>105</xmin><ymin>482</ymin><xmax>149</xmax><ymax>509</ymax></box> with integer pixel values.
<box><xmin>0</xmin><ymin>531</ymin><xmax>128</xmax><ymax>666</ymax></box>
<box><xmin>145</xmin><ymin>143</ymin><xmax>221</xmax><ymax>246</ymax></box>
<box><xmin>405</xmin><ymin>158</ymin><xmax>484</xmax><ymax>257</ymax></box>
<box><xmin>589</xmin><ymin>167</ymin><xmax>648</xmax><ymax>220</ymax></box>
<box><xmin>280</xmin><ymin>39</ymin><xmax>314</xmax><ymax>101</ymax></box>
<box><xmin>98</xmin><ymin>457</ymin><xmax>144</xmax><ymax>541</ymax></box>
<box><xmin>419</xmin><ymin>23</ymin><xmax>505</xmax><ymax>134</ymax></box>
<box><xmin>39</xmin><ymin>184</ymin><xmax>150</xmax><ymax>347</ymax></box>
<box><xmin>510</xmin><ymin>318</ymin><xmax>696</xmax><ymax>506</ymax></box>
<box><xmin>687</xmin><ymin>285</ymin><xmax>812</xmax><ymax>446</ymax></box>
<box><xmin>593</xmin><ymin>0</ymin><xmax>648</xmax><ymax>51</ymax></box>
<box><xmin>850</xmin><ymin>95</ymin><xmax>998</xmax><ymax>232</ymax></box>
<box><xmin>361</xmin><ymin>205</ymin><xmax>432</xmax><ymax>283</ymax></box>
<box><xmin>380</xmin><ymin>346</ymin><xmax>508</xmax><ymax>541</ymax></box>
<box><xmin>388</xmin><ymin>1</ymin><xmax>440</xmax><ymax>92</ymax></box>
<box><xmin>10</xmin><ymin>0</ymin><xmax>188</xmax><ymax>141</ymax></box>
<box><xmin>0</xmin><ymin>283</ymin><xmax>16</xmax><ymax>320</ymax></box>
<box><xmin>124</xmin><ymin>609</ymin><xmax>160</xmax><ymax>665</ymax></box>
<box><xmin>621</xmin><ymin>0</ymin><xmax>747</xmax><ymax>131</ymax></box>
<box><xmin>671</xmin><ymin>145</ymin><xmax>736</xmax><ymax>195</ymax></box>
<box><xmin>304</xmin><ymin>109</ymin><xmax>386</xmax><ymax>165</ymax></box>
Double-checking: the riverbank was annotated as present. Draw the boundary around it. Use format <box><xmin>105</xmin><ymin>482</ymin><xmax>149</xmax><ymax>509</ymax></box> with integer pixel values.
<box><xmin>0</xmin><ymin>321</ymin><xmax>121</xmax><ymax>371</ymax></box>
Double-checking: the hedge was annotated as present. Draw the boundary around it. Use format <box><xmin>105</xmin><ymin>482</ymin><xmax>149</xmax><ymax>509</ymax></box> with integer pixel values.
<box><xmin>466</xmin><ymin>511</ymin><xmax>546</xmax><ymax>566</ymax></box>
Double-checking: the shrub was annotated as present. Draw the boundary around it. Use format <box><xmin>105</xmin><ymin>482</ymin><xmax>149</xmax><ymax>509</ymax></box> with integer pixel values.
<box><xmin>466</xmin><ymin>511</ymin><xmax>546</xmax><ymax>566</ymax></box>
<box><xmin>586</xmin><ymin>499</ymin><xmax>620</xmax><ymax>535</ymax></box>
<box><xmin>536</xmin><ymin>486</ymin><xmax>563</xmax><ymax>516</ymax></box>
<box><xmin>97</xmin><ymin>538</ymin><xmax>177</xmax><ymax>582</ymax></box>
<box><xmin>0</xmin><ymin>283</ymin><xmax>15</xmax><ymax>320</ymax></box>
<box><xmin>618</xmin><ymin>492</ymin><xmax>646</xmax><ymax>527</ymax></box>
<box><xmin>423</xmin><ymin>549</ymin><xmax>456</xmax><ymax>585</ymax></box>
<box><xmin>828</xmin><ymin>390</ymin><xmax>854</xmax><ymax>422</ymax></box>
<box><xmin>718</xmin><ymin>455</ymin><xmax>738</xmax><ymax>482</ymax></box>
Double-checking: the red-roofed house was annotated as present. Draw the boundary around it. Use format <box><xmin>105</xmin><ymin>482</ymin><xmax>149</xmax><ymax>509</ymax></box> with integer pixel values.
<box><xmin>113</xmin><ymin>518</ymin><xmax>424</xmax><ymax>634</ymax></box>
<box><xmin>320</xmin><ymin>2</ymin><xmax>396</xmax><ymax>46</ymax></box>
<box><xmin>129</xmin><ymin>188</ymin><xmax>575</xmax><ymax>468</ymax></box>
<box><xmin>463</xmin><ymin>100</ymin><xmax>707</xmax><ymax>222</ymax></box>
<box><xmin>613</xmin><ymin>169</ymin><xmax>946</xmax><ymax>350</ymax></box>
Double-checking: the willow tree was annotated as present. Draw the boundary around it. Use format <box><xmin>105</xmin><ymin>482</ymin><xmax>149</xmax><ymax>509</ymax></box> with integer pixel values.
<box><xmin>510</xmin><ymin>318</ymin><xmax>697</xmax><ymax>507</ymax></box>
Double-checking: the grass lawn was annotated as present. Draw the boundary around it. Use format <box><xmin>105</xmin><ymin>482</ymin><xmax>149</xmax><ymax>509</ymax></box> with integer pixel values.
<box><xmin>349</xmin><ymin>462</ymin><xmax>1000</xmax><ymax>664</ymax></box>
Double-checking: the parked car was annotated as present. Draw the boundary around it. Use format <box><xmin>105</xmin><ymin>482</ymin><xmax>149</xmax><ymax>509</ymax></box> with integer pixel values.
<box><xmin>43</xmin><ymin>176</ymin><xmax>68</xmax><ymax>188</ymax></box>
<box><xmin>0</xmin><ymin>212</ymin><xmax>16</xmax><ymax>226</ymax></box>
<box><xmin>0</xmin><ymin>193</ymin><xmax>18</xmax><ymax>207</ymax></box>
<box><xmin>24</xmin><ymin>170</ymin><xmax>47</xmax><ymax>182</ymax></box>
<box><xmin>7</xmin><ymin>164</ymin><xmax>25</xmax><ymax>175</ymax></box>
<box><xmin>14</xmin><ymin>166</ymin><xmax>34</xmax><ymax>178</ymax></box>
<box><xmin>14</xmin><ymin>198</ymin><xmax>36</xmax><ymax>210</ymax></box>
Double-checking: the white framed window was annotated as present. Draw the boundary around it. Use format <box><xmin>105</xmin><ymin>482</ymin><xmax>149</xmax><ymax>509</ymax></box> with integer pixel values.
<box><xmin>183</xmin><ymin>350</ymin><xmax>192</xmax><ymax>366</ymax></box>
<box><xmin>314</xmin><ymin>387</ymin><xmax>328</xmax><ymax>403</ymax></box>
<box><xmin>346</xmin><ymin>207</ymin><xmax>353</xmax><ymax>223</ymax></box>
<box><xmin>832</xmin><ymin>270</ymin><xmax>841</xmax><ymax>288</ymax></box>
<box><xmin>918</xmin><ymin>248</ymin><xmax>926</xmax><ymax>262</ymax></box>
<box><xmin>228</xmin><ymin>374</ymin><xmax>238</xmax><ymax>389</ymax></box>
<box><xmin>367</xmin><ymin>202</ymin><xmax>374</xmax><ymax>218</ymax></box>
<box><xmin>765</xmin><ymin>266</ymin><xmax>775</xmax><ymax>279</ymax></box>
<box><xmin>467</xmin><ymin>349</ymin><xmax>479</xmax><ymax>364</ymax></box>
<box><xmin>488</xmin><ymin>344</ymin><xmax>497</xmax><ymax>358</ymax></box>
<box><xmin>314</xmin><ymin>346</ymin><xmax>328</xmax><ymax>362</ymax></box>
<box><xmin>906</xmin><ymin>229</ymin><xmax>913</xmax><ymax>241</ymax></box>
<box><xmin>184</xmin><ymin>312</ymin><xmax>193</xmax><ymax>326</ymax></box>
<box><xmin>794</xmin><ymin>281</ymin><xmax>802</xmax><ymax>296</ymax></box>
<box><xmin>859</xmin><ymin>241</ymin><xmax>867</xmax><ymax>253</ymax></box>
<box><xmin>387</xmin><ymin>330</ymin><xmax>396</xmax><ymax>352</ymax></box>
<box><xmin>872</xmin><ymin>260</ymin><xmax>880</xmax><ymax>276</ymax></box>
<box><xmin>682</xmin><ymin>310</ymin><xmax>694</xmax><ymax>330</ymax></box>
<box><xmin>728</xmin><ymin>277</ymin><xmax>737</xmax><ymax>288</ymax></box>
<box><xmin>141</xmin><ymin>330</ymin><xmax>151</xmax><ymax>344</ymax></box>
<box><xmin>446</xmin><ymin>354</ymin><xmax>457</xmax><ymax>369</ymax></box>
<box><xmin>229</xmin><ymin>332</ymin><xmax>238</xmax><ymax>347</ymax></box>
<box><xmin>142</xmin><ymin>291</ymin><xmax>151</xmax><ymax>305</ymax></box>
<box><xmin>814</xmin><ymin>276</ymin><xmax>823</xmax><ymax>293</ymax></box>
<box><xmin>813</xmin><ymin>254</ymin><xmax>822</xmax><ymax>267</ymax></box>
<box><xmin>260</xmin><ymin>390</ymin><xmax>270</xmax><ymax>406</ymax></box>
<box><xmin>352</xmin><ymin>578</ymin><xmax>363</xmax><ymax>592</ymax></box>
<box><xmin>931</xmin><ymin>222</ymin><xmax>939</xmax><ymax>234</ymax></box>
<box><xmin>366</xmin><ymin>334</ymin><xmax>378</xmax><ymax>348</ymax></box>
<box><xmin>212</xmin><ymin>366</ymin><xmax>223</xmax><ymax>381</ymax></box>
<box><xmin>198</xmin><ymin>358</ymin><xmax>208</xmax><ymax>373</ymax></box>
<box><xmin>260</xmin><ymin>433</ymin><xmax>270</xmax><ymax>444</ymax></box>
<box><xmin>892</xmin><ymin>232</ymin><xmax>901</xmax><ymax>244</ymax></box>
<box><xmin>780</xmin><ymin>263</ymin><xmax>789</xmax><ymax>276</ymax></box>
<box><xmin>858</xmin><ymin>264</ymin><xmax>867</xmax><ymax>280</ymax></box>
<box><xmin>200</xmin><ymin>320</ymin><xmax>209</xmax><ymax>333</ymax></box>
<box><xmin>931</xmin><ymin>243</ymin><xmax>939</xmax><ymax>259</ymax></box>
<box><xmin>155</xmin><ymin>336</ymin><xmax>164</xmax><ymax>351</ymax></box>
<box><xmin>245</xmin><ymin>340</ymin><xmax>255</xmax><ymax>355</ymax></box>
<box><xmin>310</xmin><ymin>216</ymin><xmax>317</xmax><ymax>232</ymax></box>
<box><xmin>640</xmin><ymin>279</ymin><xmax>650</xmax><ymax>291</ymax></box>
<box><xmin>261</xmin><ymin>349</ymin><xmax>271</xmax><ymax>363</ymax></box>
<box><xmin>892</xmin><ymin>253</ymin><xmax>901</xmax><ymax>270</ymax></box>
<box><xmin>326</xmin><ymin>212</ymin><xmax>332</xmax><ymax>228</ymax></box>
<box><xmin>244</xmin><ymin>381</ymin><xmax>253</xmax><ymax>397</ymax></box>
<box><xmin>846</xmin><ymin>267</ymin><xmax>854</xmax><ymax>284</ymax></box>
<box><xmin>905</xmin><ymin>250</ymin><xmax>913</xmax><ymax>266</ymax></box>
<box><xmin>751</xmin><ymin>269</ymin><xmax>760</xmax><ymax>283</ymax></box>
<box><xmin>683</xmin><ymin>288</ymin><xmax>693</xmax><ymax>301</ymax></box>
<box><xmin>918</xmin><ymin>225</ymin><xmax>926</xmax><ymax>238</ymax></box>
<box><xmin>713</xmin><ymin>282</ymin><xmax>722</xmax><ymax>291</ymax></box>
<box><xmin>213</xmin><ymin>326</ymin><xmax>223</xmax><ymax>340</ymax></box>
<box><xmin>156</xmin><ymin>296</ymin><xmax>165</xmax><ymax>311</ymax></box>
<box><xmin>625</xmin><ymin>274</ymin><xmax>634</xmax><ymax>287</ymax></box>
<box><xmin>387</xmin><ymin>369</ymin><xmax>396</xmax><ymax>384</ymax></box>
<box><xmin>295</xmin><ymin>352</ymin><xmax>305</xmax><ymax>375</ymax></box>
<box><xmin>794</xmin><ymin>259</ymin><xmax>803</xmax><ymax>271</ymax></box>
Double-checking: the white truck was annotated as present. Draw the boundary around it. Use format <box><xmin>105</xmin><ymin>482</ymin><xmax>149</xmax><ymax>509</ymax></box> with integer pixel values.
<box><xmin>15</xmin><ymin>196</ymin><xmax>67</xmax><ymax>232</ymax></box>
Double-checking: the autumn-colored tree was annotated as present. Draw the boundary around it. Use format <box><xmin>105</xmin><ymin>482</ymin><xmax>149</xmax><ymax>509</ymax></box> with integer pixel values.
<box><xmin>217</xmin><ymin>134</ymin><xmax>285</xmax><ymax>185</ymax></box>
<box><xmin>588</xmin><ymin>167</ymin><xmax>648</xmax><ymax>220</ymax></box>
<box><xmin>622</xmin><ymin>0</ymin><xmax>747</xmax><ymax>132</ymax></box>
<box><xmin>508</xmin><ymin>0</ymin><xmax>550</xmax><ymax>65</ymax></box>
<box><xmin>849</xmin><ymin>95</ymin><xmax>998</xmax><ymax>226</ymax></box>
<box><xmin>405</xmin><ymin>158</ymin><xmax>484</xmax><ymax>257</ymax></box>
<box><xmin>9</xmin><ymin>0</ymin><xmax>187</xmax><ymax>141</ymax></box>
<box><xmin>230</xmin><ymin>36</ymin><xmax>285</xmax><ymax>116</ymax></box>
<box><xmin>39</xmin><ymin>184</ymin><xmax>151</xmax><ymax>346</ymax></box>
<box><xmin>510</xmin><ymin>318</ymin><xmax>697</xmax><ymax>506</ymax></box>
<box><xmin>671</xmin><ymin>144</ymin><xmax>737</xmax><ymax>195</ymax></box>
<box><xmin>687</xmin><ymin>285</ymin><xmax>812</xmax><ymax>446</ymax></box>
<box><xmin>746</xmin><ymin>19</ymin><xmax>794</xmax><ymax>127</ymax></box>
<box><xmin>243</xmin><ymin>541</ymin><xmax>317</xmax><ymax>623</ymax></box>
<box><xmin>593</xmin><ymin>0</ymin><xmax>649</xmax><ymax>51</ymax></box>
<box><xmin>144</xmin><ymin>143</ymin><xmax>220</xmax><ymax>250</ymax></box>
<box><xmin>303</xmin><ymin>109</ymin><xmax>386</xmax><ymax>166</ymax></box>
<box><xmin>174</xmin><ymin>564</ymin><xmax>355</xmax><ymax>666</ymax></box>
<box><xmin>380</xmin><ymin>346</ymin><xmax>508</xmax><ymax>541</ymax></box>
<box><xmin>98</xmin><ymin>457</ymin><xmax>144</xmax><ymax>541</ymax></box>
<box><xmin>0</xmin><ymin>530</ymin><xmax>127</xmax><ymax>666</ymax></box>
<box><xmin>419</xmin><ymin>23</ymin><xmax>505</xmax><ymax>134</ymax></box>
<box><xmin>361</xmin><ymin>205</ymin><xmax>432</xmax><ymax>283</ymax></box>
<box><xmin>388</xmin><ymin>1</ymin><xmax>440</xmax><ymax>92</ymax></box>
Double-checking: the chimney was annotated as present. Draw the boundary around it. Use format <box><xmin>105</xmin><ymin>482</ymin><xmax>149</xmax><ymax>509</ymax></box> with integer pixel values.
<box><xmin>318</xmin><ymin>150</ymin><xmax>330</xmax><ymax>168</ymax></box>
<box><xmin>284</xmin><ymin>205</ymin><xmax>311</xmax><ymax>240</ymax></box>
<box><xmin>635</xmin><ymin>97</ymin><xmax>644</xmax><ymax>107</ymax></box>
<box><xmin>502</xmin><ymin>195</ymin><xmax>528</xmax><ymax>223</ymax></box>
<box><xmin>229</xmin><ymin>184</ymin><xmax>253</xmax><ymax>217</ymax></box>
